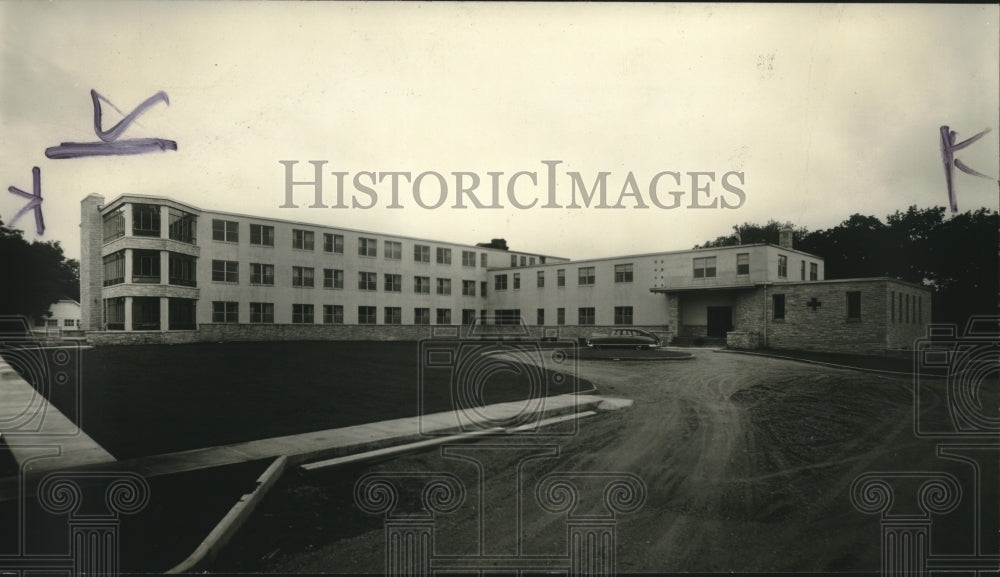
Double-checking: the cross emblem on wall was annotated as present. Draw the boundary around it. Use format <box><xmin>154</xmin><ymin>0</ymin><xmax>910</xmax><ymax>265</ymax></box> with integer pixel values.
<box><xmin>807</xmin><ymin>297</ymin><xmax>822</xmax><ymax>311</ymax></box>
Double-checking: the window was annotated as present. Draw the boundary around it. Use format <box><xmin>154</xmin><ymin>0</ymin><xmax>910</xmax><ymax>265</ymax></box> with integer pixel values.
<box><xmin>462</xmin><ymin>280</ymin><xmax>476</xmax><ymax>296</ymax></box>
<box><xmin>292</xmin><ymin>304</ymin><xmax>314</xmax><ymax>324</ymax></box>
<box><xmin>385</xmin><ymin>240</ymin><xmax>402</xmax><ymax>260</ymax></box>
<box><xmin>104</xmin><ymin>298</ymin><xmax>125</xmax><ymax>330</ymax></box>
<box><xmin>132</xmin><ymin>250</ymin><xmax>160</xmax><ymax>283</ymax></box>
<box><xmin>46</xmin><ymin>319</ymin><xmax>58</xmax><ymax>327</ymax></box>
<box><xmin>578</xmin><ymin>307</ymin><xmax>596</xmax><ymax>325</ymax></box>
<box><xmin>578</xmin><ymin>267</ymin><xmax>595</xmax><ymax>286</ymax></box>
<box><xmin>891</xmin><ymin>291</ymin><xmax>895</xmax><ymax>323</ymax></box>
<box><xmin>384</xmin><ymin>273</ymin><xmax>402</xmax><ymax>292</ymax></box>
<box><xmin>414</xmin><ymin>244</ymin><xmax>430</xmax><ymax>262</ymax></box>
<box><xmin>800</xmin><ymin>260</ymin><xmax>806</xmax><ymax>280</ymax></box>
<box><xmin>511</xmin><ymin>255</ymin><xmax>518</xmax><ymax>267</ymax></box>
<box><xmin>772</xmin><ymin>294</ymin><xmax>785</xmax><ymax>320</ymax></box>
<box><xmin>103</xmin><ymin>251</ymin><xmax>125</xmax><ymax>286</ymax></box>
<box><xmin>614</xmin><ymin>306</ymin><xmax>633</xmax><ymax>325</ymax></box>
<box><xmin>323</xmin><ymin>268</ymin><xmax>343</xmax><ymax>289</ymax></box>
<box><xmin>436</xmin><ymin>309</ymin><xmax>452</xmax><ymax>325</ymax></box>
<box><xmin>462</xmin><ymin>309</ymin><xmax>477</xmax><ymax>325</ymax></box>
<box><xmin>480</xmin><ymin>281</ymin><xmax>487</xmax><ymax>297</ymax></box>
<box><xmin>250</xmin><ymin>302</ymin><xmax>274</xmax><ymax>323</ymax></box>
<box><xmin>520</xmin><ymin>256</ymin><xmax>526</xmax><ymax>267</ymax></box>
<box><xmin>846</xmin><ymin>291</ymin><xmax>862</xmax><ymax>320</ymax></box>
<box><xmin>436</xmin><ymin>278</ymin><xmax>452</xmax><ymax>295</ymax></box>
<box><xmin>212</xmin><ymin>219</ymin><xmax>239</xmax><ymax>242</ymax></box>
<box><xmin>64</xmin><ymin>319</ymin><xmax>76</xmax><ymax>328</ymax></box>
<box><xmin>693</xmin><ymin>257</ymin><xmax>717</xmax><ymax>278</ymax></box>
<box><xmin>384</xmin><ymin>307</ymin><xmax>402</xmax><ymax>325</ymax></box>
<box><xmin>513</xmin><ymin>273</ymin><xmax>521</xmax><ymax>290</ymax></box>
<box><xmin>250</xmin><ymin>224</ymin><xmax>274</xmax><ymax>246</ymax></box>
<box><xmin>495</xmin><ymin>309</ymin><xmax>521</xmax><ymax>325</ymax></box>
<box><xmin>102</xmin><ymin>207</ymin><xmax>125</xmax><ymax>243</ymax></box>
<box><xmin>778</xmin><ymin>255</ymin><xmax>788</xmax><ymax>278</ymax></box>
<box><xmin>530</xmin><ymin>257</ymin><xmax>536</xmax><ymax>266</ymax></box>
<box><xmin>810</xmin><ymin>263</ymin><xmax>818</xmax><ymax>281</ymax></box>
<box><xmin>557</xmin><ymin>308</ymin><xmax>565</xmax><ymax>325</ymax></box>
<box><xmin>436</xmin><ymin>247</ymin><xmax>451</xmax><ymax>265</ymax></box>
<box><xmin>132</xmin><ymin>204</ymin><xmax>161</xmax><ymax>237</ymax></box>
<box><xmin>212</xmin><ymin>260</ymin><xmax>238</xmax><ymax>283</ymax></box>
<box><xmin>358</xmin><ymin>237</ymin><xmax>377</xmax><ymax>257</ymax></box>
<box><xmin>557</xmin><ymin>269</ymin><xmax>565</xmax><ymax>287</ymax></box>
<box><xmin>358</xmin><ymin>306</ymin><xmax>377</xmax><ymax>325</ymax></box>
<box><xmin>495</xmin><ymin>274</ymin><xmax>508</xmax><ymax>290</ymax></box>
<box><xmin>479</xmin><ymin>310</ymin><xmax>488</xmax><ymax>325</ymax></box>
<box><xmin>414</xmin><ymin>308</ymin><xmax>430</xmax><ymax>325</ymax></box>
<box><xmin>615</xmin><ymin>264</ymin><xmax>634</xmax><ymax>283</ymax></box>
<box><xmin>169</xmin><ymin>253</ymin><xmax>197</xmax><ymax>287</ymax></box>
<box><xmin>414</xmin><ymin>276</ymin><xmax>431</xmax><ymax>294</ymax></box>
<box><xmin>132</xmin><ymin>298</ymin><xmax>159</xmax><ymax>328</ymax></box>
<box><xmin>292</xmin><ymin>266</ymin><xmax>315</xmax><ymax>288</ymax></box>
<box><xmin>358</xmin><ymin>271</ymin><xmax>377</xmax><ymax>291</ymax></box>
<box><xmin>292</xmin><ymin>229</ymin><xmax>314</xmax><ymax>250</ymax></box>
<box><xmin>168</xmin><ymin>209</ymin><xmax>197</xmax><ymax>244</ymax></box>
<box><xmin>905</xmin><ymin>294</ymin><xmax>910</xmax><ymax>323</ymax></box>
<box><xmin>736</xmin><ymin>253</ymin><xmax>749</xmax><ymax>275</ymax></box>
<box><xmin>324</xmin><ymin>233</ymin><xmax>344</xmax><ymax>253</ymax></box>
<box><xmin>480</xmin><ymin>253</ymin><xmax>487</xmax><ymax>267</ymax></box>
<box><xmin>169</xmin><ymin>298</ymin><xmax>196</xmax><ymax>330</ymax></box>
<box><xmin>918</xmin><ymin>296</ymin><xmax>922</xmax><ymax>323</ymax></box>
<box><xmin>323</xmin><ymin>304</ymin><xmax>344</xmax><ymax>324</ymax></box>
<box><xmin>250</xmin><ymin>263</ymin><xmax>275</xmax><ymax>285</ymax></box>
<box><xmin>537</xmin><ymin>271</ymin><xmax>545</xmax><ymax>288</ymax></box>
<box><xmin>212</xmin><ymin>301</ymin><xmax>238</xmax><ymax>323</ymax></box>
<box><xmin>462</xmin><ymin>251</ymin><xmax>476</xmax><ymax>267</ymax></box>
<box><xmin>537</xmin><ymin>309</ymin><xmax>545</xmax><ymax>325</ymax></box>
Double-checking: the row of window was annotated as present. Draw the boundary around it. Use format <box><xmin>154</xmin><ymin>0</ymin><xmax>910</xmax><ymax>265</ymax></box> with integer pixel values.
<box><xmin>211</xmin><ymin>302</ymin><xmax>637</xmax><ymax>326</ymax></box>
<box><xmin>692</xmin><ymin>254</ymin><xmax>819</xmax><ymax>280</ymax></box>
<box><xmin>494</xmin><ymin>264</ymin><xmax>633</xmax><ymax>290</ymax></box>
<box><xmin>212</xmin><ymin>219</ymin><xmax>534</xmax><ymax>268</ymax></box>
<box><xmin>210</xmin><ymin>260</ymin><xmax>488</xmax><ymax>296</ymax></box>
<box><xmin>102</xmin><ymin>204</ymin><xmax>197</xmax><ymax>245</ymax></box>
<box><xmin>102</xmin><ymin>250</ymin><xmax>197</xmax><ymax>287</ymax></box>
<box><xmin>891</xmin><ymin>291</ymin><xmax>923</xmax><ymax>324</ymax></box>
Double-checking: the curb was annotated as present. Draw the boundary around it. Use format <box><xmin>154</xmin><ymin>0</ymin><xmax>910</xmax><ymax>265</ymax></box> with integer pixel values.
<box><xmin>166</xmin><ymin>455</ymin><xmax>287</xmax><ymax>574</ymax></box>
<box><xmin>713</xmin><ymin>348</ymin><xmax>922</xmax><ymax>377</ymax></box>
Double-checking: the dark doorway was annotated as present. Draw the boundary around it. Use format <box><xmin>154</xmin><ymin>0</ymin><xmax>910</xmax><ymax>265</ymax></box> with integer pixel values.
<box><xmin>706</xmin><ymin>306</ymin><xmax>733</xmax><ymax>338</ymax></box>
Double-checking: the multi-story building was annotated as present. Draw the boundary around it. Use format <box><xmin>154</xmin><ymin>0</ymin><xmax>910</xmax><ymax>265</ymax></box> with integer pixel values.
<box><xmin>80</xmin><ymin>193</ymin><xmax>930</xmax><ymax>354</ymax></box>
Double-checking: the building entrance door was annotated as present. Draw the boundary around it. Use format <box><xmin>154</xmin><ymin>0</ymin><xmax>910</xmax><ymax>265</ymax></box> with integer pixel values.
<box><xmin>706</xmin><ymin>306</ymin><xmax>733</xmax><ymax>338</ymax></box>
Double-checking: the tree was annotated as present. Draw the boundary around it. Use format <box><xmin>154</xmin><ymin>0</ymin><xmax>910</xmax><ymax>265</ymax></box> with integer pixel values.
<box><xmin>0</xmin><ymin>216</ymin><xmax>80</xmax><ymax>321</ymax></box>
<box><xmin>694</xmin><ymin>219</ymin><xmax>807</xmax><ymax>248</ymax></box>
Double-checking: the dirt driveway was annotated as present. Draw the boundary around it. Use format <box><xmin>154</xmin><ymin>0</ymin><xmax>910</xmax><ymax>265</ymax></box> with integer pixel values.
<box><xmin>217</xmin><ymin>349</ymin><xmax>977</xmax><ymax>574</ymax></box>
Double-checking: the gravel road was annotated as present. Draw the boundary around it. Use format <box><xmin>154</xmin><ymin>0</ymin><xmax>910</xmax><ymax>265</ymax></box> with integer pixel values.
<box><xmin>217</xmin><ymin>349</ymin><xmax>980</xmax><ymax>574</ymax></box>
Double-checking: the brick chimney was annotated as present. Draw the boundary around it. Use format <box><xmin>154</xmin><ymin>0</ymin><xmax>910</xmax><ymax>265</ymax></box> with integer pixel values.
<box><xmin>80</xmin><ymin>194</ymin><xmax>105</xmax><ymax>331</ymax></box>
<box><xmin>778</xmin><ymin>226</ymin><xmax>793</xmax><ymax>249</ymax></box>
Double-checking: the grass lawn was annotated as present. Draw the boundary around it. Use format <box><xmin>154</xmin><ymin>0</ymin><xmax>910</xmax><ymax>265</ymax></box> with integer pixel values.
<box><xmin>9</xmin><ymin>341</ymin><xmax>586</xmax><ymax>460</ymax></box>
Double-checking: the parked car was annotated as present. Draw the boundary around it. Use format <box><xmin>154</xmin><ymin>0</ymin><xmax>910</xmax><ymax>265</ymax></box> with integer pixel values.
<box><xmin>586</xmin><ymin>328</ymin><xmax>661</xmax><ymax>349</ymax></box>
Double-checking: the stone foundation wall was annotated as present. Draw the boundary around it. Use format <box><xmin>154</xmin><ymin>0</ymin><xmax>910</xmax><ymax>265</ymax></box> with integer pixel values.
<box><xmin>84</xmin><ymin>324</ymin><xmax>673</xmax><ymax>345</ymax></box>
<box><xmin>86</xmin><ymin>331</ymin><xmax>200</xmax><ymax>346</ymax></box>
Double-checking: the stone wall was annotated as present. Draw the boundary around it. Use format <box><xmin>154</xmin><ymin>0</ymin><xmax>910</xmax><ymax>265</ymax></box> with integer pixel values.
<box><xmin>84</xmin><ymin>324</ymin><xmax>672</xmax><ymax>345</ymax></box>
<box><xmin>86</xmin><ymin>330</ymin><xmax>199</xmax><ymax>346</ymax></box>
<box><xmin>79</xmin><ymin>194</ymin><xmax>105</xmax><ymax>331</ymax></box>
<box><xmin>765</xmin><ymin>280</ymin><xmax>889</xmax><ymax>354</ymax></box>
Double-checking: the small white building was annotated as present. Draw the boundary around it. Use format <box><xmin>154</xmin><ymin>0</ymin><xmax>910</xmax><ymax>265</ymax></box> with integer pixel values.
<box><xmin>35</xmin><ymin>299</ymin><xmax>82</xmax><ymax>331</ymax></box>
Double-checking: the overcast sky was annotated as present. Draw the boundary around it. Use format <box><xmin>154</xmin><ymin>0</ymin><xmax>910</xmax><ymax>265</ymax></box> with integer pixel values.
<box><xmin>1</xmin><ymin>2</ymin><xmax>997</xmax><ymax>262</ymax></box>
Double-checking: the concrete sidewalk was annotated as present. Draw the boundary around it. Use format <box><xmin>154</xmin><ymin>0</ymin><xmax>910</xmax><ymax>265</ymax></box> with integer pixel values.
<box><xmin>0</xmin><ymin>354</ymin><xmax>115</xmax><ymax>474</ymax></box>
<box><xmin>0</xmin><ymin>392</ymin><xmax>630</xmax><ymax>500</ymax></box>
